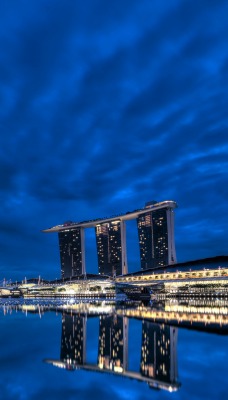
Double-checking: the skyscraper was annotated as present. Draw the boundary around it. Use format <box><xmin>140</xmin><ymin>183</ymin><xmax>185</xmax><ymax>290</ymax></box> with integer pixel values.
<box><xmin>58</xmin><ymin>228</ymin><xmax>85</xmax><ymax>278</ymax></box>
<box><xmin>44</xmin><ymin>199</ymin><xmax>177</xmax><ymax>277</ymax></box>
<box><xmin>137</xmin><ymin>203</ymin><xmax>176</xmax><ymax>270</ymax></box>
<box><xmin>95</xmin><ymin>221</ymin><xmax>127</xmax><ymax>276</ymax></box>
<box><xmin>95</xmin><ymin>223</ymin><xmax>110</xmax><ymax>275</ymax></box>
<box><xmin>109</xmin><ymin>221</ymin><xmax>122</xmax><ymax>275</ymax></box>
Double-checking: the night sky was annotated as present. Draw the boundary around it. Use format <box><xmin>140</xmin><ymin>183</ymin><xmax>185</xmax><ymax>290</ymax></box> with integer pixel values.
<box><xmin>0</xmin><ymin>0</ymin><xmax>227</xmax><ymax>281</ymax></box>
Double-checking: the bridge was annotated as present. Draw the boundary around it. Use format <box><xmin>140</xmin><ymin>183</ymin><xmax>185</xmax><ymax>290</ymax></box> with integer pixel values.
<box><xmin>43</xmin><ymin>200</ymin><xmax>177</xmax><ymax>279</ymax></box>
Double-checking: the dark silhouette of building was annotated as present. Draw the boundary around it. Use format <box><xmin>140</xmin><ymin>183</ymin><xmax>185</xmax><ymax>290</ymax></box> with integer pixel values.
<box><xmin>44</xmin><ymin>200</ymin><xmax>177</xmax><ymax>277</ymax></box>
<box><xmin>137</xmin><ymin>203</ymin><xmax>176</xmax><ymax>270</ymax></box>
<box><xmin>95</xmin><ymin>223</ymin><xmax>110</xmax><ymax>276</ymax></box>
<box><xmin>60</xmin><ymin>313</ymin><xmax>86</xmax><ymax>367</ymax></box>
<box><xmin>140</xmin><ymin>321</ymin><xmax>178</xmax><ymax>387</ymax></box>
<box><xmin>95</xmin><ymin>221</ymin><xmax>127</xmax><ymax>277</ymax></box>
<box><xmin>58</xmin><ymin>228</ymin><xmax>85</xmax><ymax>278</ymax></box>
<box><xmin>98</xmin><ymin>315</ymin><xmax>128</xmax><ymax>372</ymax></box>
<box><xmin>44</xmin><ymin>312</ymin><xmax>180</xmax><ymax>392</ymax></box>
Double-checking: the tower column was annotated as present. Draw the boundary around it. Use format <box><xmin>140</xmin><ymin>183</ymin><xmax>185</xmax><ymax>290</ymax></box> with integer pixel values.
<box><xmin>58</xmin><ymin>228</ymin><xmax>86</xmax><ymax>279</ymax></box>
<box><xmin>137</xmin><ymin>204</ymin><xmax>177</xmax><ymax>270</ymax></box>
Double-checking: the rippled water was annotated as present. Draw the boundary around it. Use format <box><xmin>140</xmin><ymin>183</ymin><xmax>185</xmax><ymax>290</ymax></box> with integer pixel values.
<box><xmin>0</xmin><ymin>298</ymin><xmax>227</xmax><ymax>400</ymax></box>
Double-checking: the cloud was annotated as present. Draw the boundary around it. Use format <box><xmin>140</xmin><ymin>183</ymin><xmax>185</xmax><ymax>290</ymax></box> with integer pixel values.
<box><xmin>0</xmin><ymin>0</ymin><xmax>227</xmax><ymax>279</ymax></box>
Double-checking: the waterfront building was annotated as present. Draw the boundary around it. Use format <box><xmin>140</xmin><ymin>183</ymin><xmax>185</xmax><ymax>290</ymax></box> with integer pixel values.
<box><xmin>58</xmin><ymin>228</ymin><xmax>85</xmax><ymax>278</ymax></box>
<box><xmin>95</xmin><ymin>221</ymin><xmax>127</xmax><ymax>277</ymax></box>
<box><xmin>95</xmin><ymin>223</ymin><xmax>110</xmax><ymax>275</ymax></box>
<box><xmin>137</xmin><ymin>202</ymin><xmax>176</xmax><ymax>270</ymax></box>
<box><xmin>44</xmin><ymin>200</ymin><xmax>177</xmax><ymax>277</ymax></box>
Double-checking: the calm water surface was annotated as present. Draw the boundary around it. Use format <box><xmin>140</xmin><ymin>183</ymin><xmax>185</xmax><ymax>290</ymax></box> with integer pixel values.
<box><xmin>0</xmin><ymin>299</ymin><xmax>227</xmax><ymax>400</ymax></box>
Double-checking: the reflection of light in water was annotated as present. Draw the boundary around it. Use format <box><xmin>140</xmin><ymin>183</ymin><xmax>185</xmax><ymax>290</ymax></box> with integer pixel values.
<box><xmin>69</xmin><ymin>298</ymin><xmax>75</xmax><ymax>304</ymax></box>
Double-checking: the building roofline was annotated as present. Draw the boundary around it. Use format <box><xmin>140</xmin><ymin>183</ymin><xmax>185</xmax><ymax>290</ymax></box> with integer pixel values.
<box><xmin>42</xmin><ymin>200</ymin><xmax>177</xmax><ymax>233</ymax></box>
<box><xmin>119</xmin><ymin>255</ymin><xmax>228</xmax><ymax>277</ymax></box>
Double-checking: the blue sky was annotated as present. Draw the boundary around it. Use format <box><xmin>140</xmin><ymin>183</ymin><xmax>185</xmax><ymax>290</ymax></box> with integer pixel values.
<box><xmin>0</xmin><ymin>0</ymin><xmax>227</xmax><ymax>281</ymax></box>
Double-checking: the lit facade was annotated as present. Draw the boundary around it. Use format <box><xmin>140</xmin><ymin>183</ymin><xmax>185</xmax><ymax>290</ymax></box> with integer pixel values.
<box><xmin>137</xmin><ymin>205</ymin><xmax>176</xmax><ymax>270</ymax></box>
<box><xmin>95</xmin><ymin>223</ymin><xmax>109</xmax><ymax>275</ymax></box>
<box><xmin>44</xmin><ymin>200</ymin><xmax>177</xmax><ymax>277</ymax></box>
<box><xmin>60</xmin><ymin>314</ymin><xmax>86</xmax><ymax>366</ymax></box>
<box><xmin>140</xmin><ymin>321</ymin><xmax>178</xmax><ymax>386</ymax></box>
<box><xmin>45</xmin><ymin>313</ymin><xmax>180</xmax><ymax>391</ymax></box>
<box><xmin>98</xmin><ymin>315</ymin><xmax>128</xmax><ymax>372</ymax></box>
<box><xmin>58</xmin><ymin>228</ymin><xmax>85</xmax><ymax>278</ymax></box>
<box><xmin>95</xmin><ymin>221</ymin><xmax>127</xmax><ymax>277</ymax></box>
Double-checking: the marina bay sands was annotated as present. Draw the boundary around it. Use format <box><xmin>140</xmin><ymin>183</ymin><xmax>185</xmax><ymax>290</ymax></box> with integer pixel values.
<box><xmin>43</xmin><ymin>200</ymin><xmax>177</xmax><ymax>278</ymax></box>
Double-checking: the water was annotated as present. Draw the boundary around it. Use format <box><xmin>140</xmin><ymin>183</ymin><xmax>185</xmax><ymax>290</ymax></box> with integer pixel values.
<box><xmin>0</xmin><ymin>298</ymin><xmax>227</xmax><ymax>400</ymax></box>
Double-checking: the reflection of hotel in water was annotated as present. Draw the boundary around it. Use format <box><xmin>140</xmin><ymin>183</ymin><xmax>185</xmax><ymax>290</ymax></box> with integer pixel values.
<box><xmin>61</xmin><ymin>314</ymin><xmax>86</xmax><ymax>366</ymax></box>
<box><xmin>52</xmin><ymin>313</ymin><xmax>179</xmax><ymax>391</ymax></box>
<box><xmin>141</xmin><ymin>322</ymin><xmax>177</xmax><ymax>387</ymax></box>
<box><xmin>98</xmin><ymin>315</ymin><xmax>128</xmax><ymax>372</ymax></box>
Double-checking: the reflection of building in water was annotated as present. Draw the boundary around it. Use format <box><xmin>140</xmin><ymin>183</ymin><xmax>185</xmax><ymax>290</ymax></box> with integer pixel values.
<box><xmin>140</xmin><ymin>322</ymin><xmax>178</xmax><ymax>386</ymax></box>
<box><xmin>61</xmin><ymin>313</ymin><xmax>86</xmax><ymax>366</ymax></box>
<box><xmin>98</xmin><ymin>315</ymin><xmax>128</xmax><ymax>372</ymax></box>
<box><xmin>44</xmin><ymin>313</ymin><xmax>179</xmax><ymax>392</ymax></box>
